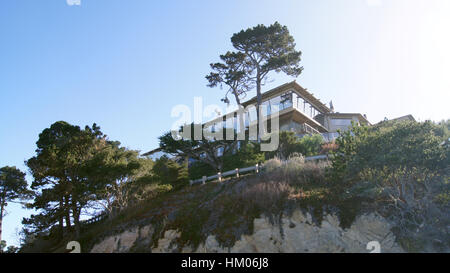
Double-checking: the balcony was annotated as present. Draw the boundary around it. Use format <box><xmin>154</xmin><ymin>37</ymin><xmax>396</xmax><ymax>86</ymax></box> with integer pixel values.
<box><xmin>295</xmin><ymin>123</ymin><xmax>321</xmax><ymax>135</ymax></box>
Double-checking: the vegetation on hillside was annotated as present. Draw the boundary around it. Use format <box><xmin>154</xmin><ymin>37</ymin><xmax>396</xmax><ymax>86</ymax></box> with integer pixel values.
<box><xmin>17</xmin><ymin>121</ymin><xmax>187</xmax><ymax>251</ymax></box>
<box><xmin>5</xmin><ymin>20</ymin><xmax>449</xmax><ymax>254</ymax></box>
<box><xmin>15</xmin><ymin>119</ymin><xmax>450</xmax><ymax>253</ymax></box>
<box><xmin>328</xmin><ymin>120</ymin><xmax>449</xmax><ymax>251</ymax></box>
<box><xmin>0</xmin><ymin>166</ymin><xmax>31</xmax><ymax>253</ymax></box>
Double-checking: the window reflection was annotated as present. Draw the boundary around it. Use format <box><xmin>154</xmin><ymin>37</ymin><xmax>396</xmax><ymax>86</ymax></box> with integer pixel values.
<box><xmin>202</xmin><ymin>90</ymin><xmax>325</xmax><ymax>135</ymax></box>
<box><xmin>291</xmin><ymin>91</ymin><xmax>321</xmax><ymax>119</ymax></box>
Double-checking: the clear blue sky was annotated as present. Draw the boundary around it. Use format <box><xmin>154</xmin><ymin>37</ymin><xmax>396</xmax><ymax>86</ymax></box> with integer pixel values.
<box><xmin>1</xmin><ymin>0</ymin><xmax>449</xmax><ymax>246</ymax></box>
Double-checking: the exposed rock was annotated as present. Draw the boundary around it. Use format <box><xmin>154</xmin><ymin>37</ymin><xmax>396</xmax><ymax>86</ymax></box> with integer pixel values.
<box><xmin>152</xmin><ymin>230</ymin><xmax>180</xmax><ymax>253</ymax></box>
<box><xmin>90</xmin><ymin>211</ymin><xmax>405</xmax><ymax>253</ymax></box>
<box><xmin>91</xmin><ymin>226</ymin><xmax>147</xmax><ymax>253</ymax></box>
<box><xmin>90</xmin><ymin>235</ymin><xmax>118</xmax><ymax>253</ymax></box>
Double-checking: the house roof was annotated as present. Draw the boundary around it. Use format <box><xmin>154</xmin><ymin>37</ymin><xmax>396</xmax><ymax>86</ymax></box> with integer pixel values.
<box><xmin>375</xmin><ymin>114</ymin><xmax>416</xmax><ymax>125</ymax></box>
<box><xmin>389</xmin><ymin>114</ymin><xmax>416</xmax><ymax>122</ymax></box>
<box><xmin>242</xmin><ymin>81</ymin><xmax>331</xmax><ymax>114</ymax></box>
<box><xmin>318</xmin><ymin>112</ymin><xmax>371</xmax><ymax>125</ymax></box>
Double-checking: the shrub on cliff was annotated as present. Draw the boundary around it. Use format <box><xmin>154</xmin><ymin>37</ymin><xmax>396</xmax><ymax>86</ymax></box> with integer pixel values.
<box><xmin>266</xmin><ymin>132</ymin><xmax>324</xmax><ymax>160</ymax></box>
<box><xmin>329</xmin><ymin>120</ymin><xmax>450</xmax><ymax>251</ymax></box>
<box><xmin>151</xmin><ymin>155</ymin><xmax>188</xmax><ymax>188</ymax></box>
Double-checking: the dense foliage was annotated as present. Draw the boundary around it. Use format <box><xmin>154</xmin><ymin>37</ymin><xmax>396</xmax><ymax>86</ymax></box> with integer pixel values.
<box><xmin>265</xmin><ymin>131</ymin><xmax>324</xmax><ymax>160</ymax></box>
<box><xmin>151</xmin><ymin>155</ymin><xmax>188</xmax><ymax>189</ymax></box>
<box><xmin>22</xmin><ymin>121</ymin><xmax>180</xmax><ymax>243</ymax></box>
<box><xmin>329</xmin><ymin>120</ymin><xmax>450</xmax><ymax>251</ymax></box>
<box><xmin>159</xmin><ymin>123</ymin><xmax>239</xmax><ymax>172</ymax></box>
<box><xmin>0</xmin><ymin>166</ymin><xmax>30</xmax><ymax>250</ymax></box>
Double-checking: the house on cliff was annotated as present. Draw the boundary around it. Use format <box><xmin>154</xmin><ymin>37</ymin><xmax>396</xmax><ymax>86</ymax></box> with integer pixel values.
<box><xmin>143</xmin><ymin>81</ymin><xmax>373</xmax><ymax>160</ymax></box>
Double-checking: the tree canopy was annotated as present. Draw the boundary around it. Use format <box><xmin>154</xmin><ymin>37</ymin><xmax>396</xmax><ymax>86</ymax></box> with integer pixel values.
<box><xmin>0</xmin><ymin>166</ymin><xmax>30</xmax><ymax>244</ymax></box>
<box><xmin>159</xmin><ymin>123</ymin><xmax>238</xmax><ymax>172</ymax></box>
<box><xmin>23</xmin><ymin>121</ymin><xmax>145</xmax><ymax>237</ymax></box>
<box><xmin>206</xmin><ymin>51</ymin><xmax>253</xmax><ymax>106</ymax></box>
<box><xmin>207</xmin><ymin>22</ymin><xmax>303</xmax><ymax>141</ymax></box>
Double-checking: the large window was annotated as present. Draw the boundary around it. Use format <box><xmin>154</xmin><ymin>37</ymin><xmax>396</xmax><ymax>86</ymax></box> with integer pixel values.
<box><xmin>280</xmin><ymin>92</ymin><xmax>293</xmax><ymax>109</ymax></box>
<box><xmin>292</xmin><ymin>92</ymin><xmax>321</xmax><ymax>119</ymax></box>
<box><xmin>264</xmin><ymin>91</ymin><xmax>294</xmax><ymax>114</ymax></box>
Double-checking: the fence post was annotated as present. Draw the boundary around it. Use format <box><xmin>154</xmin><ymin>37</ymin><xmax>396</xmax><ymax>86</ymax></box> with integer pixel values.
<box><xmin>218</xmin><ymin>172</ymin><xmax>222</xmax><ymax>182</ymax></box>
<box><xmin>235</xmin><ymin>168</ymin><xmax>239</xmax><ymax>178</ymax></box>
<box><xmin>202</xmin><ymin>176</ymin><xmax>206</xmax><ymax>185</ymax></box>
<box><xmin>255</xmin><ymin>163</ymin><xmax>259</xmax><ymax>174</ymax></box>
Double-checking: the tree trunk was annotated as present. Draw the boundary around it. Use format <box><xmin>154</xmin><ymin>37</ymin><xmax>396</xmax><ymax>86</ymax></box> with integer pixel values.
<box><xmin>256</xmin><ymin>70</ymin><xmax>262</xmax><ymax>142</ymax></box>
<box><xmin>0</xmin><ymin>202</ymin><xmax>4</xmax><ymax>244</ymax></box>
<box><xmin>64</xmin><ymin>196</ymin><xmax>71</xmax><ymax>232</ymax></box>
<box><xmin>59</xmin><ymin>198</ymin><xmax>64</xmax><ymax>237</ymax></box>
<box><xmin>232</xmin><ymin>91</ymin><xmax>241</xmax><ymax>106</ymax></box>
<box><xmin>71</xmin><ymin>199</ymin><xmax>80</xmax><ymax>237</ymax></box>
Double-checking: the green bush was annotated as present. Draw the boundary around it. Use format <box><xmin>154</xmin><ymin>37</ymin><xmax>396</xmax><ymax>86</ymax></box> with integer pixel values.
<box><xmin>266</xmin><ymin>131</ymin><xmax>324</xmax><ymax>160</ymax></box>
<box><xmin>328</xmin><ymin>120</ymin><xmax>450</xmax><ymax>251</ymax></box>
<box><xmin>152</xmin><ymin>155</ymin><xmax>188</xmax><ymax>188</ymax></box>
<box><xmin>330</xmin><ymin>120</ymin><xmax>449</xmax><ymax>184</ymax></box>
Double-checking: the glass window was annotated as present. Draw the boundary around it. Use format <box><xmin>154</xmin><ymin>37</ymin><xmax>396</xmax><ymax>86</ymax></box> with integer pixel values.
<box><xmin>292</xmin><ymin>93</ymin><xmax>298</xmax><ymax>109</ymax></box>
<box><xmin>269</xmin><ymin>96</ymin><xmax>281</xmax><ymax>113</ymax></box>
<box><xmin>281</xmin><ymin>92</ymin><xmax>293</xmax><ymax>109</ymax></box>
<box><xmin>296</xmin><ymin>96</ymin><xmax>304</xmax><ymax>112</ymax></box>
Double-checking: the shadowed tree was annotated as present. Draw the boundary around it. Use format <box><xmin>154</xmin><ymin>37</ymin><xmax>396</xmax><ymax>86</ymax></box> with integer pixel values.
<box><xmin>0</xmin><ymin>166</ymin><xmax>30</xmax><ymax>246</ymax></box>
<box><xmin>159</xmin><ymin>123</ymin><xmax>238</xmax><ymax>172</ymax></box>
<box><xmin>24</xmin><ymin>121</ymin><xmax>108</xmax><ymax>237</ymax></box>
<box><xmin>86</xmin><ymin>144</ymin><xmax>144</xmax><ymax>217</ymax></box>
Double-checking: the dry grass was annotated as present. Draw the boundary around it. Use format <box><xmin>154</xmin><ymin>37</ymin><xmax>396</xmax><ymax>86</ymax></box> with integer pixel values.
<box><xmin>222</xmin><ymin>157</ymin><xmax>333</xmax><ymax>229</ymax></box>
<box><xmin>263</xmin><ymin>155</ymin><xmax>330</xmax><ymax>187</ymax></box>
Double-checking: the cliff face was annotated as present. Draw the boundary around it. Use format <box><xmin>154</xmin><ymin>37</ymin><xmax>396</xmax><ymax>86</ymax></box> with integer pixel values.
<box><xmin>90</xmin><ymin>210</ymin><xmax>404</xmax><ymax>253</ymax></box>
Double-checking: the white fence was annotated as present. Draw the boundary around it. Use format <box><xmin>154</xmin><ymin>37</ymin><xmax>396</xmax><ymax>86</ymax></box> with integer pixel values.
<box><xmin>189</xmin><ymin>154</ymin><xmax>329</xmax><ymax>186</ymax></box>
<box><xmin>80</xmin><ymin>213</ymin><xmax>107</xmax><ymax>226</ymax></box>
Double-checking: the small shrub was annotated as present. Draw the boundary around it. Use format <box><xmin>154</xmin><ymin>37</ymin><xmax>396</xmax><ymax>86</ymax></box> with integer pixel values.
<box><xmin>266</xmin><ymin>132</ymin><xmax>324</xmax><ymax>160</ymax></box>
<box><xmin>239</xmin><ymin>180</ymin><xmax>292</xmax><ymax>215</ymax></box>
<box><xmin>320</xmin><ymin>141</ymin><xmax>338</xmax><ymax>154</ymax></box>
<box><xmin>152</xmin><ymin>155</ymin><xmax>188</xmax><ymax>187</ymax></box>
<box><xmin>284</xmin><ymin>153</ymin><xmax>305</xmax><ymax>178</ymax></box>
<box><xmin>263</xmin><ymin>157</ymin><xmax>283</xmax><ymax>173</ymax></box>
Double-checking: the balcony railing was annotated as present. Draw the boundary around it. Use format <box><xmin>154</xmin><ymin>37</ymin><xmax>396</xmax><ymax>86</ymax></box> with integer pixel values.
<box><xmin>296</xmin><ymin>123</ymin><xmax>320</xmax><ymax>135</ymax></box>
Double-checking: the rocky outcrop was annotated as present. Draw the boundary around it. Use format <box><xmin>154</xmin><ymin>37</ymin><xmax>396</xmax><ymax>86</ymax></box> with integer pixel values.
<box><xmin>90</xmin><ymin>210</ymin><xmax>404</xmax><ymax>253</ymax></box>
